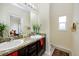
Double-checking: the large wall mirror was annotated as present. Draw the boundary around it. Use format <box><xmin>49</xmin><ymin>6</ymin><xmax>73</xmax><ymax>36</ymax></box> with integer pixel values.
<box><xmin>0</xmin><ymin>3</ymin><xmax>39</xmax><ymax>38</ymax></box>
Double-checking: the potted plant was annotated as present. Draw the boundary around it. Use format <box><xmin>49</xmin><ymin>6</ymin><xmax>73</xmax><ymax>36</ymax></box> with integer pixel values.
<box><xmin>32</xmin><ymin>24</ymin><xmax>41</xmax><ymax>34</ymax></box>
<box><xmin>36</xmin><ymin>24</ymin><xmax>41</xmax><ymax>34</ymax></box>
<box><xmin>0</xmin><ymin>23</ymin><xmax>7</xmax><ymax>37</ymax></box>
<box><xmin>32</xmin><ymin>24</ymin><xmax>36</xmax><ymax>33</ymax></box>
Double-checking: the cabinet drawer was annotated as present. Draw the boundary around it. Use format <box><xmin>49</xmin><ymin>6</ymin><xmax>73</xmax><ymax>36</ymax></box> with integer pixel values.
<box><xmin>29</xmin><ymin>44</ymin><xmax>36</xmax><ymax>49</ymax></box>
<box><xmin>28</xmin><ymin>42</ymin><xmax>37</xmax><ymax>49</ymax></box>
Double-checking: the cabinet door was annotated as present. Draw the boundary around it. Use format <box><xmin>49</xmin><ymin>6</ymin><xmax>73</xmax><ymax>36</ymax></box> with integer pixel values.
<box><xmin>7</xmin><ymin>51</ymin><xmax>18</xmax><ymax>56</ymax></box>
<box><xmin>38</xmin><ymin>38</ymin><xmax>45</xmax><ymax>49</ymax></box>
<box><xmin>37</xmin><ymin>38</ymin><xmax>46</xmax><ymax>56</ymax></box>
<box><xmin>28</xmin><ymin>42</ymin><xmax>37</xmax><ymax>56</ymax></box>
<box><xmin>18</xmin><ymin>47</ymin><xmax>26</xmax><ymax>56</ymax></box>
<box><xmin>18</xmin><ymin>46</ymin><xmax>29</xmax><ymax>56</ymax></box>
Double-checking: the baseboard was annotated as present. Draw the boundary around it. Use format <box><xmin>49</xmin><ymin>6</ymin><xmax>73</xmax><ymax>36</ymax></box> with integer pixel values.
<box><xmin>45</xmin><ymin>51</ymin><xmax>51</xmax><ymax>56</ymax></box>
<box><xmin>52</xmin><ymin>44</ymin><xmax>72</xmax><ymax>56</ymax></box>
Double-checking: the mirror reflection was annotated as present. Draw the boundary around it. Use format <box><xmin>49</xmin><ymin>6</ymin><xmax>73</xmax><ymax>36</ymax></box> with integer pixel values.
<box><xmin>10</xmin><ymin>16</ymin><xmax>22</xmax><ymax>37</ymax></box>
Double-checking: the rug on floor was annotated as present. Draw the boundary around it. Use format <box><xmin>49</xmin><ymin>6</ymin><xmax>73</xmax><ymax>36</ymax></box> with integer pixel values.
<box><xmin>52</xmin><ymin>48</ymin><xmax>69</xmax><ymax>56</ymax></box>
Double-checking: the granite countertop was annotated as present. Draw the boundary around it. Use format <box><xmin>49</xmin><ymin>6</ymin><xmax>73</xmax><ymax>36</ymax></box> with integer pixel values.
<box><xmin>0</xmin><ymin>35</ymin><xmax>45</xmax><ymax>56</ymax></box>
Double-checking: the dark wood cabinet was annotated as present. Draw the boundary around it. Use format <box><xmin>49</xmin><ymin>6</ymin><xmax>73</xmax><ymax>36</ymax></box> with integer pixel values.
<box><xmin>18</xmin><ymin>47</ymin><xmax>27</xmax><ymax>56</ymax></box>
<box><xmin>7</xmin><ymin>51</ymin><xmax>19</xmax><ymax>56</ymax></box>
<box><xmin>27</xmin><ymin>42</ymin><xmax>37</xmax><ymax>56</ymax></box>
<box><xmin>37</xmin><ymin>37</ymin><xmax>46</xmax><ymax>56</ymax></box>
<box><xmin>7</xmin><ymin>37</ymin><xmax>46</xmax><ymax>56</ymax></box>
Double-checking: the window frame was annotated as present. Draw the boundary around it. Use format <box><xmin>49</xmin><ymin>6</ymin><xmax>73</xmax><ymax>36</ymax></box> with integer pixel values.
<box><xmin>58</xmin><ymin>16</ymin><xmax>67</xmax><ymax>31</ymax></box>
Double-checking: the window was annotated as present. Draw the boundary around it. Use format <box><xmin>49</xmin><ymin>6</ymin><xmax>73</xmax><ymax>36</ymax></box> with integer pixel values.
<box><xmin>59</xmin><ymin>16</ymin><xmax>66</xmax><ymax>31</ymax></box>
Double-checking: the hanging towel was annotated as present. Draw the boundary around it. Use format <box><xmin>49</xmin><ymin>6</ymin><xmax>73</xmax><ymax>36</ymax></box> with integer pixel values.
<box><xmin>40</xmin><ymin>38</ymin><xmax>44</xmax><ymax>47</ymax></box>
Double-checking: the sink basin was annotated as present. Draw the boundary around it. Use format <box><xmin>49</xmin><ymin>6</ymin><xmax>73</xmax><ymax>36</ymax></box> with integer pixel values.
<box><xmin>0</xmin><ymin>40</ymin><xmax>24</xmax><ymax>51</ymax></box>
<box><xmin>30</xmin><ymin>35</ymin><xmax>43</xmax><ymax>40</ymax></box>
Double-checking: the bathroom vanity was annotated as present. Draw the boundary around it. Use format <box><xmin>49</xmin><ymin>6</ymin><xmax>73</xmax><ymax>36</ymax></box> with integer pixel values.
<box><xmin>7</xmin><ymin>37</ymin><xmax>46</xmax><ymax>56</ymax></box>
<box><xmin>0</xmin><ymin>35</ymin><xmax>46</xmax><ymax>56</ymax></box>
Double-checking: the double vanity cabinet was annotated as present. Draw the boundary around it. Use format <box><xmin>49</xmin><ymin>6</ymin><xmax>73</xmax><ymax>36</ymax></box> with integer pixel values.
<box><xmin>7</xmin><ymin>37</ymin><xmax>46</xmax><ymax>56</ymax></box>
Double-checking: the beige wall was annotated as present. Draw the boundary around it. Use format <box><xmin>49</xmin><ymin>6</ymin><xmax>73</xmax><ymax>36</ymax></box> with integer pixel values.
<box><xmin>39</xmin><ymin>3</ymin><xmax>51</xmax><ymax>55</ymax></box>
<box><xmin>0</xmin><ymin>3</ymin><xmax>30</xmax><ymax>37</ymax></box>
<box><xmin>50</xmin><ymin>3</ymin><xmax>73</xmax><ymax>52</ymax></box>
<box><xmin>73</xmin><ymin>3</ymin><xmax>79</xmax><ymax>55</ymax></box>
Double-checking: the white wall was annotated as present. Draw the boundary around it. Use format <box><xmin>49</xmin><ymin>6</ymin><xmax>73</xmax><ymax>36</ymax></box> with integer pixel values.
<box><xmin>50</xmin><ymin>3</ymin><xmax>73</xmax><ymax>52</ymax></box>
<box><xmin>73</xmin><ymin>3</ymin><xmax>79</xmax><ymax>55</ymax></box>
<box><xmin>39</xmin><ymin>3</ymin><xmax>51</xmax><ymax>55</ymax></box>
<box><xmin>0</xmin><ymin>3</ymin><xmax>30</xmax><ymax>37</ymax></box>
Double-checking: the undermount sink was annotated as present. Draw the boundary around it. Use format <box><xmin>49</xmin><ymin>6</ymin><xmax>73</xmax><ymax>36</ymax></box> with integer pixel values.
<box><xmin>30</xmin><ymin>35</ymin><xmax>43</xmax><ymax>40</ymax></box>
<box><xmin>0</xmin><ymin>39</ymin><xmax>24</xmax><ymax>51</ymax></box>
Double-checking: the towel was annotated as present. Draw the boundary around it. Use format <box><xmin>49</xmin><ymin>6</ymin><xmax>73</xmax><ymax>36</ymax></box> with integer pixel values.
<box><xmin>40</xmin><ymin>38</ymin><xmax>44</xmax><ymax>47</ymax></box>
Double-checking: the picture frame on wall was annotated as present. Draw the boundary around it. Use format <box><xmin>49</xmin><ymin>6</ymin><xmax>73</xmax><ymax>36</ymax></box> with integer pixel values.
<box><xmin>71</xmin><ymin>22</ymin><xmax>76</xmax><ymax>32</ymax></box>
